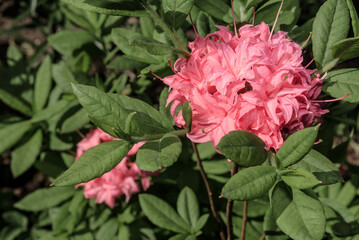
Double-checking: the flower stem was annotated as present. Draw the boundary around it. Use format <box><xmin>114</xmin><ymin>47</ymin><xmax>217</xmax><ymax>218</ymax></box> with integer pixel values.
<box><xmin>240</xmin><ymin>201</ymin><xmax>248</xmax><ymax>240</ymax></box>
<box><xmin>226</xmin><ymin>163</ymin><xmax>238</xmax><ymax>240</ymax></box>
<box><xmin>131</xmin><ymin>129</ymin><xmax>188</xmax><ymax>142</ymax></box>
<box><xmin>192</xmin><ymin>142</ymin><xmax>226</xmax><ymax>240</ymax></box>
<box><xmin>259</xmin><ymin>233</ymin><xmax>265</xmax><ymax>240</ymax></box>
<box><xmin>140</xmin><ymin>0</ymin><xmax>190</xmax><ymax>57</ymax></box>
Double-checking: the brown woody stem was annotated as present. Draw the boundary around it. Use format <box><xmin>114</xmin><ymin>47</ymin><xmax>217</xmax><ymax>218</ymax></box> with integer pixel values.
<box><xmin>192</xmin><ymin>142</ymin><xmax>226</xmax><ymax>240</ymax></box>
<box><xmin>240</xmin><ymin>201</ymin><xmax>248</xmax><ymax>240</ymax></box>
<box><xmin>226</xmin><ymin>163</ymin><xmax>238</xmax><ymax>240</ymax></box>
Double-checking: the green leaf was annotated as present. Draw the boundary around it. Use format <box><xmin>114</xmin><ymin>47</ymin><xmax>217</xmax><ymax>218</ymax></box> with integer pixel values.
<box><xmin>48</xmin><ymin>30</ymin><xmax>95</xmax><ymax>56</ymax></box>
<box><xmin>71</xmin><ymin>83</ymin><xmax>127</xmax><ymax>137</ymax></box>
<box><xmin>312</xmin><ymin>0</ymin><xmax>350</xmax><ymax>69</ymax></box>
<box><xmin>11</xmin><ymin>129</ymin><xmax>42</xmax><ymax>177</ymax></box>
<box><xmin>139</xmin><ymin>194</ymin><xmax>191</xmax><ymax>234</ymax></box>
<box><xmin>221</xmin><ymin>165</ymin><xmax>277</xmax><ymax>200</ymax></box>
<box><xmin>52</xmin><ymin>140</ymin><xmax>132</xmax><ymax>186</ymax></box>
<box><xmin>34</xmin><ymin>55</ymin><xmax>52</xmax><ymax>113</ymax></box>
<box><xmin>109</xmin><ymin>93</ymin><xmax>174</xmax><ymax>136</ymax></box>
<box><xmin>0</xmin><ymin>89</ymin><xmax>32</xmax><ymax>116</ymax></box>
<box><xmin>61</xmin><ymin>0</ymin><xmax>147</xmax><ymax>17</ymax></box>
<box><xmin>332</xmin><ymin>37</ymin><xmax>359</xmax><ymax>62</ymax></box>
<box><xmin>281</xmin><ymin>168</ymin><xmax>321</xmax><ymax>189</ymax></box>
<box><xmin>73</xmin><ymin>51</ymin><xmax>91</xmax><ymax>73</ymax></box>
<box><xmin>136</xmin><ymin>134</ymin><xmax>182</xmax><ymax>171</ymax></box>
<box><xmin>323</xmin><ymin>68</ymin><xmax>359</xmax><ymax>103</ymax></box>
<box><xmin>95</xmin><ymin>219</ymin><xmax>118</xmax><ymax>240</ymax></box>
<box><xmin>14</xmin><ymin>187</ymin><xmax>75</xmax><ymax>211</ymax></box>
<box><xmin>131</xmin><ymin>36</ymin><xmax>186</xmax><ymax>56</ymax></box>
<box><xmin>254</xmin><ymin>0</ymin><xmax>300</xmax><ymax>29</ymax></box>
<box><xmin>7</xmin><ymin>44</ymin><xmax>22</xmax><ymax>66</ymax></box>
<box><xmin>193</xmin><ymin>214</ymin><xmax>209</xmax><ymax>233</ymax></box>
<box><xmin>289</xmin><ymin>18</ymin><xmax>314</xmax><ymax>46</ymax></box>
<box><xmin>177</xmin><ymin>187</ymin><xmax>199</xmax><ymax>228</ymax></box>
<box><xmin>60</xmin><ymin>108</ymin><xmax>90</xmax><ymax>134</ymax></box>
<box><xmin>182</xmin><ymin>101</ymin><xmax>192</xmax><ymax>133</ymax></box>
<box><xmin>159</xmin><ymin>87</ymin><xmax>173</xmax><ymax>121</ymax></box>
<box><xmin>346</xmin><ymin>0</ymin><xmax>359</xmax><ymax>37</ymax></box>
<box><xmin>292</xmin><ymin>150</ymin><xmax>342</xmax><ymax>185</ymax></box>
<box><xmin>31</xmin><ymin>99</ymin><xmax>73</xmax><ymax>123</ymax></box>
<box><xmin>276</xmin><ymin>126</ymin><xmax>319</xmax><ymax>168</ymax></box>
<box><xmin>216</xmin><ymin>130</ymin><xmax>267</xmax><ymax>167</ymax></box>
<box><xmin>2</xmin><ymin>211</ymin><xmax>28</xmax><ymax>229</ymax></box>
<box><xmin>112</xmin><ymin>28</ymin><xmax>163</xmax><ymax>64</ymax></box>
<box><xmin>169</xmin><ymin>234</ymin><xmax>196</xmax><ymax>240</ymax></box>
<box><xmin>276</xmin><ymin>189</ymin><xmax>326</xmax><ymax>240</ymax></box>
<box><xmin>336</xmin><ymin>181</ymin><xmax>356</xmax><ymax>207</ymax></box>
<box><xmin>162</xmin><ymin>0</ymin><xmax>195</xmax><ymax>30</ymax></box>
<box><xmin>52</xmin><ymin>62</ymin><xmax>76</xmax><ymax>93</ymax></box>
<box><xmin>194</xmin><ymin>0</ymin><xmax>232</xmax><ymax>23</ymax></box>
<box><xmin>0</xmin><ymin>121</ymin><xmax>32</xmax><ymax>154</ymax></box>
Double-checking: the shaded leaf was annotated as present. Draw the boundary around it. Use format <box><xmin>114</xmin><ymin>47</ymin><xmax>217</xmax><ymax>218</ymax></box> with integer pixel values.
<box><xmin>0</xmin><ymin>89</ymin><xmax>32</xmax><ymax>116</ymax></box>
<box><xmin>34</xmin><ymin>55</ymin><xmax>52</xmax><ymax>113</ymax></box>
<box><xmin>177</xmin><ymin>187</ymin><xmax>199</xmax><ymax>228</ymax></box>
<box><xmin>11</xmin><ymin>129</ymin><xmax>42</xmax><ymax>177</ymax></box>
<box><xmin>182</xmin><ymin>101</ymin><xmax>192</xmax><ymax>132</ymax></box>
<box><xmin>14</xmin><ymin>187</ymin><xmax>74</xmax><ymax>211</ymax></box>
<box><xmin>0</xmin><ymin>121</ymin><xmax>32</xmax><ymax>154</ymax></box>
<box><xmin>346</xmin><ymin>0</ymin><xmax>359</xmax><ymax>36</ymax></box>
<box><xmin>293</xmin><ymin>150</ymin><xmax>342</xmax><ymax>185</ymax></box>
<box><xmin>61</xmin><ymin>0</ymin><xmax>147</xmax><ymax>17</ymax></box>
<box><xmin>48</xmin><ymin>30</ymin><xmax>95</xmax><ymax>56</ymax></box>
<box><xmin>162</xmin><ymin>0</ymin><xmax>195</xmax><ymax>30</ymax></box>
<box><xmin>139</xmin><ymin>194</ymin><xmax>191</xmax><ymax>234</ymax></box>
<box><xmin>136</xmin><ymin>134</ymin><xmax>182</xmax><ymax>171</ymax></box>
<box><xmin>53</xmin><ymin>140</ymin><xmax>132</xmax><ymax>186</ymax></box>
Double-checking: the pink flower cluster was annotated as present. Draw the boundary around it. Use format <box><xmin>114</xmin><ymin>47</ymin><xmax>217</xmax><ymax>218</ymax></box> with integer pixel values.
<box><xmin>76</xmin><ymin>128</ymin><xmax>151</xmax><ymax>208</ymax></box>
<box><xmin>163</xmin><ymin>22</ymin><xmax>328</xmax><ymax>150</ymax></box>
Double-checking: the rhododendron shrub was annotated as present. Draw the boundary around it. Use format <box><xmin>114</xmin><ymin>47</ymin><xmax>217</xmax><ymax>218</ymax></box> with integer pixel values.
<box><xmin>9</xmin><ymin>1</ymin><xmax>359</xmax><ymax>240</ymax></box>
<box><xmin>75</xmin><ymin>128</ymin><xmax>151</xmax><ymax>208</ymax></box>
<box><xmin>163</xmin><ymin>22</ymin><xmax>328</xmax><ymax>151</ymax></box>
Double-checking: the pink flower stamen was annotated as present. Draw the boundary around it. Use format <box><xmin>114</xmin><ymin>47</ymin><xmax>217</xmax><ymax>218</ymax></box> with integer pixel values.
<box><xmin>301</xmin><ymin>33</ymin><xmax>312</xmax><ymax>48</ymax></box>
<box><xmin>311</xmin><ymin>93</ymin><xmax>350</xmax><ymax>103</ymax></box>
<box><xmin>269</xmin><ymin>0</ymin><xmax>284</xmax><ymax>40</ymax></box>
<box><xmin>230</xmin><ymin>0</ymin><xmax>238</xmax><ymax>37</ymax></box>
<box><xmin>149</xmin><ymin>70</ymin><xmax>163</xmax><ymax>80</ymax></box>
<box><xmin>189</xmin><ymin>13</ymin><xmax>199</xmax><ymax>38</ymax></box>
<box><xmin>168</xmin><ymin>59</ymin><xmax>187</xmax><ymax>80</ymax></box>
<box><xmin>305</xmin><ymin>58</ymin><xmax>315</xmax><ymax>69</ymax></box>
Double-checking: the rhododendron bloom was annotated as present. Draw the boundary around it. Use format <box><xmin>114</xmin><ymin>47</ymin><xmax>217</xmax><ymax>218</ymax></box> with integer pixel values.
<box><xmin>162</xmin><ymin>22</ymin><xmax>328</xmax><ymax>151</ymax></box>
<box><xmin>76</xmin><ymin>128</ymin><xmax>151</xmax><ymax>208</ymax></box>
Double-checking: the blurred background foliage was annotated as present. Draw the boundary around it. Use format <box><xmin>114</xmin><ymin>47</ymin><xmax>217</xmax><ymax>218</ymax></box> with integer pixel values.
<box><xmin>0</xmin><ymin>0</ymin><xmax>359</xmax><ymax>239</ymax></box>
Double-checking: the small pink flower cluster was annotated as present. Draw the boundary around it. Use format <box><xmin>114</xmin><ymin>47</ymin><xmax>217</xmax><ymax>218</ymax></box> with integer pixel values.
<box><xmin>163</xmin><ymin>22</ymin><xmax>328</xmax><ymax>150</ymax></box>
<box><xmin>76</xmin><ymin>128</ymin><xmax>150</xmax><ymax>208</ymax></box>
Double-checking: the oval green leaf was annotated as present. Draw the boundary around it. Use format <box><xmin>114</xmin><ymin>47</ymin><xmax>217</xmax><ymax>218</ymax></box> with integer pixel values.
<box><xmin>276</xmin><ymin>126</ymin><xmax>319</xmax><ymax>168</ymax></box>
<box><xmin>34</xmin><ymin>55</ymin><xmax>52</xmax><ymax>113</ymax></box>
<box><xmin>276</xmin><ymin>189</ymin><xmax>326</xmax><ymax>240</ymax></box>
<box><xmin>0</xmin><ymin>121</ymin><xmax>32</xmax><ymax>154</ymax></box>
<box><xmin>61</xmin><ymin>0</ymin><xmax>147</xmax><ymax>17</ymax></box>
<box><xmin>332</xmin><ymin>37</ymin><xmax>359</xmax><ymax>62</ymax></box>
<box><xmin>293</xmin><ymin>149</ymin><xmax>342</xmax><ymax>185</ymax></box>
<box><xmin>312</xmin><ymin>0</ymin><xmax>350</xmax><ymax>69</ymax></box>
<box><xmin>177</xmin><ymin>187</ymin><xmax>199</xmax><ymax>228</ymax></box>
<box><xmin>139</xmin><ymin>194</ymin><xmax>191</xmax><ymax>234</ymax></box>
<box><xmin>136</xmin><ymin>134</ymin><xmax>182</xmax><ymax>171</ymax></box>
<box><xmin>323</xmin><ymin>68</ymin><xmax>359</xmax><ymax>103</ymax></box>
<box><xmin>53</xmin><ymin>140</ymin><xmax>132</xmax><ymax>186</ymax></box>
<box><xmin>281</xmin><ymin>168</ymin><xmax>321</xmax><ymax>189</ymax></box>
<box><xmin>216</xmin><ymin>130</ymin><xmax>267</xmax><ymax>167</ymax></box>
<box><xmin>14</xmin><ymin>187</ymin><xmax>75</xmax><ymax>212</ymax></box>
<box><xmin>221</xmin><ymin>165</ymin><xmax>277</xmax><ymax>200</ymax></box>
